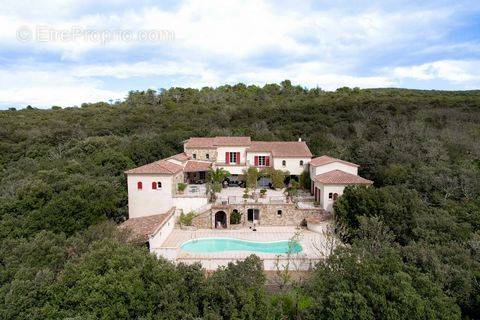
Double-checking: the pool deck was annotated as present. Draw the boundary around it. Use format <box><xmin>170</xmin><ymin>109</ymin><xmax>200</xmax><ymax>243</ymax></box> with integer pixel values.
<box><xmin>150</xmin><ymin>225</ymin><xmax>333</xmax><ymax>270</ymax></box>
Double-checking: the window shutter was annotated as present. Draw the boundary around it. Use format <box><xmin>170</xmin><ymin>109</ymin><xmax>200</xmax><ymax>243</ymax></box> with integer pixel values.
<box><xmin>236</xmin><ymin>152</ymin><xmax>240</xmax><ymax>164</ymax></box>
<box><xmin>265</xmin><ymin>156</ymin><xmax>270</xmax><ymax>166</ymax></box>
<box><xmin>152</xmin><ymin>182</ymin><xmax>157</xmax><ymax>189</ymax></box>
<box><xmin>226</xmin><ymin>152</ymin><xmax>230</xmax><ymax>164</ymax></box>
<box><xmin>137</xmin><ymin>181</ymin><xmax>143</xmax><ymax>190</ymax></box>
<box><xmin>254</xmin><ymin>156</ymin><xmax>258</xmax><ymax>166</ymax></box>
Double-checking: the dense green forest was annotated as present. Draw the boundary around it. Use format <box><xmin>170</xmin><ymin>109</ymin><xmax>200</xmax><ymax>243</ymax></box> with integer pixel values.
<box><xmin>0</xmin><ymin>81</ymin><xmax>479</xmax><ymax>319</ymax></box>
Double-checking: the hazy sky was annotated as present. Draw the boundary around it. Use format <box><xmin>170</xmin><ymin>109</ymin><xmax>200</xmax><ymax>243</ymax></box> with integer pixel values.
<box><xmin>1</xmin><ymin>0</ymin><xmax>480</xmax><ymax>108</ymax></box>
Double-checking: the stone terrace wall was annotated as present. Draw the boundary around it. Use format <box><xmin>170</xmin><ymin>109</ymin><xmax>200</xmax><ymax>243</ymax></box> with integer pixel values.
<box><xmin>191</xmin><ymin>210</ymin><xmax>212</xmax><ymax>229</ymax></box>
<box><xmin>189</xmin><ymin>203</ymin><xmax>326</xmax><ymax>229</ymax></box>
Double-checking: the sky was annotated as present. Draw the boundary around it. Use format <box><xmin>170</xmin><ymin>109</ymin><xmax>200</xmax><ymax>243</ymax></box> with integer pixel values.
<box><xmin>1</xmin><ymin>0</ymin><xmax>480</xmax><ymax>108</ymax></box>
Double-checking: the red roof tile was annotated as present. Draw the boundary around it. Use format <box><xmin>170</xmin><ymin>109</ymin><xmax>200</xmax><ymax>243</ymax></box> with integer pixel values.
<box><xmin>184</xmin><ymin>137</ymin><xmax>216</xmax><ymax>148</ymax></box>
<box><xmin>213</xmin><ymin>136</ymin><xmax>251</xmax><ymax>146</ymax></box>
<box><xmin>248</xmin><ymin>141</ymin><xmax>312</xmax><ymax>157</ymax></box>
<box><xmin>184</xmin><ymin>160</ymin><xmax>212</xmax><ymax>172</ymax></box>
<box><xmin>310</xmin><ymin>155</ymin><xmax>359</xmax><ymax>167</ymax></box>
<box><xmin>119</xmin><ymin>209</ymin><xmax>174</xmax><ymax>242</ymax></box>
<box><xmin>184</xmin><ymin>136</ymin><xmax>251</xmax><ymax>148</ymax></box>
<box><xmin>313</xmin><ymin>170</ymin><xmax>372</xmax><ymax>184</ymax></box>
<box><xmin>125</xmin><ymin>159</ymin><xmax>183</xmax><ymax>174</ymax></box>
<box><xmin>167</xmin><ymin>152</ymin><xmax>190</xmax><ymax>162</ymax></box>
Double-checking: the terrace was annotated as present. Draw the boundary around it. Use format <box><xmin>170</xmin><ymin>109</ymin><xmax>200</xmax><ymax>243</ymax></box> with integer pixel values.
<box><xmin>215</xmin><ymin>186</ymin><xmax>287</xmax><ymax>205</ymax></box>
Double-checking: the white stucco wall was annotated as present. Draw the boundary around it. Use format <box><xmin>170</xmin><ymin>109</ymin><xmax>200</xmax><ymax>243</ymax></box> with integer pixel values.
<box><xmin>320</xmin><ymin>184</ymin><xmax>347</xmax><ymax>212</ymax></box>
<box><xmin>127</xmin><ymin>173</ymin><xmax>175</xmax><ymax>218</ymax></box>
<box><xmin>216</xmin><ymin>165</ymin><xmax>248</xmax><ymax>175</ymax></box>
<box><xmin>216</xmin><ymin>146</ymin><xmax>248</xmax><ymax>164</ymax></box>
<box><xmin>172</xmin><ymin>197</ymin><xmax>208</xmax><ymax>213</ymax></box>
<box><xmin>148</xmin><ymin>211</ymin><xmax>178</xmax><ymax>249</ymax></box>
<box><xmin>246</xmin><ymin>151</ymin><xmax>271</xmax><ymax>167</ymax></box>
<box><xmin>312</xmin><ymin>162</ymin><xmax>358</xmax><ymax>176</ymax></box>
<box><xmin>272</xmin><ymin>157</ymin><xmax>310</xmax><ymax>175</ymax></box>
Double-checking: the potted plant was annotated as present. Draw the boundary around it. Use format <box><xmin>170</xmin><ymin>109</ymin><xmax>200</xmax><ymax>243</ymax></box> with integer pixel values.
<box><xmin>177</xmin><ymin>182</ymin><xmax>187</xmax><ymax>194</ymax></box>
<box><xmin>243</xmin><ymin>187</ymin><xmax>250</xmax><ymax>202</ymax></box>
<box><xmin>260</xmin><ymin>188</ymin><xmax>267</xmax><ymax>198</ymax></box>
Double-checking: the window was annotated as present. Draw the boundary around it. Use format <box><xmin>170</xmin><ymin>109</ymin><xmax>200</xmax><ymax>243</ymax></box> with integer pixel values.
<box><xmin>299</xmin><ymin>160</ymin><xmax>304</xmax><ymax>166</ymax></box>
<box><xmin>152</xmin><ymin>182</ymin><xmax>157</xmax><ymax>190</ymax></box>
<box><xmin>137</xmin><ymin>181</ymin><xmax>143</xmax><ymax>190</ymax></box>
<box><xmin>247</xmin><ymin>208</ymin><xmax>260</xmax><ymax>222</ymax></box>
<box><xmin>229</xmin><ymin>152</ymin><xmax>238</xmax><ymax>163</ymax></box>
<box><xmin>157</xmin><ymin>181</ymin><xmax>162</xmax><ymax>189</ymax></box>
<box><xmin>282</xmin><ymin>160</ymin><xmax>286</xmax><ymax>167</ymax></box>
<box><xmin>206</xmin><ymin>153</ymin><xmax>209</xmax><ymax>159</ymax></box>
<box><xmin>277</xmin><ymin>210</ymin><xmax>283</xmax><ymax>217</ymax></box>
<box><xmin>192</xmin><ymin>153</ymin><xmax>197</xmax><ymax>159</ymax></box>
<box><xmin>333</xmin><ymin>193</ymin><xmax>338</xmax><ymax>201</ymax></box>
<box><xmin>328</xmin><ymin>192</ymin><xmax>333</xmax><ymax>199</ymax></box>
<box><xmin>258</xmin><ymin>156</ymin><xmax>266</xmax><ymax>166</ymax></box>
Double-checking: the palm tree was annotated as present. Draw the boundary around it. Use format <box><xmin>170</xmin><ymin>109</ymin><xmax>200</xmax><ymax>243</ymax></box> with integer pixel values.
<box><xmin>206</xmin><ymin>168</ymin><xmax>230</xmax><ymax>202</ymax></box>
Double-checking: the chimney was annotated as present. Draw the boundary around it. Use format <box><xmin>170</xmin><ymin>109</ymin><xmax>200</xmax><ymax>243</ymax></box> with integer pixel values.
<box><xmin>298</xmin><ymin>137</ymin><xmax>302</xmax><ymax>142</ymax></box>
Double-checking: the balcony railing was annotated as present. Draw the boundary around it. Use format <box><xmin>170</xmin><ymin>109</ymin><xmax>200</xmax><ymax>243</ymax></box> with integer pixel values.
<box><xmin>215</xmin><ymin>195</ymin><xmax>286</xmax><ymax>205</ymax></box>
<box><xmin>175</xmin><ymin>184</ymin><xmax>207</xmax><ymax>198</ymax></box>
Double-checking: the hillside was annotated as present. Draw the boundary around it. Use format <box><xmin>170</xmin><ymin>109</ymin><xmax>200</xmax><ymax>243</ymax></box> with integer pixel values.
<box><xmin>0</xmin><ymin>83</ymin><xmax>479</xmax><ymax>319</ymax></box>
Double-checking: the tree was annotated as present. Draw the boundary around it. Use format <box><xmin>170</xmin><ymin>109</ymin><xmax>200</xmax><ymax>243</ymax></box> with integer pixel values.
<box><xmin>334</xmin><ymin>185</ymin><xmax>425</xmax><ymax>244</ymax></box>
<box><xmin>302</xmin><ymin>241</ymin><xmax>461</xmax><ymax>320</ymax></box>
<box><xmin>299</xmin><ymin>170</ymin><xmax>311</xmax><ymax>190</ymax></box>
<box><xmin>206</xmin><ymin>167</ymin><xmax>230</xmax><ymax>201</ymax></box>
<box><xmin>262</xmin><ymin>167</ymin><xmax>286</xmax><ymax>189</ymax></box>
<box><xmin>244</xmin><ymin>167</ymin><xmax>260</xmax><ymax>189</ymax></box>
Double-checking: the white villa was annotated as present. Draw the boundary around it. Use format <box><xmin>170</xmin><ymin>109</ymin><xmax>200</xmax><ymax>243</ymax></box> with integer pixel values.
<box><xmin>120</xmin><ymin>136</ymin><xmax>372</xmax><ymax>269</ymax></box>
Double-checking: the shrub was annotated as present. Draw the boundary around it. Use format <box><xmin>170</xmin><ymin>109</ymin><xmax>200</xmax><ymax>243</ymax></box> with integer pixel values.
<box><xmin>230</xmin><ymin>210</ymin><xmax>242</xmax><ymax>224</ymax></box>
<box><xmin>179</xmin><ymin>211</ymin><xmax>196</xmax><ymax>226</ymax></box>
<box><xmin>177</xmin><ymin>183</ymin><xmax>187</xmax><ymax>192</ymax></box>
<box><xmin>271</xmin><ymin>170</ymin><xmax>286</xmax><ymax>189</ymax></box>
<box><xmin>299</xmin><ymin>170</ymin><xmax>311</xmax><ymax>190</ymax></box>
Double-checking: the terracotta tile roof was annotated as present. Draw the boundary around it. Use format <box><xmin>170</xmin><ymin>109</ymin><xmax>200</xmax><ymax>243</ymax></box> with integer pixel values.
<box><xmin>184</xmin><ymin>160</ymin><xmax>212</xmax><ymax>172</ymax></box>
<box><xmin>213</xmin><ymin>136</ymin><xmax>251</xmax><ymax>146</ymax></box>
<box><xmin>184</xmin><ymin>136</ymin><xmax>251</xmax><ymax>148</ymax></box>
<box><xmin>125</xmin><ymin>159</ymin><xmax>183</xmax><ymax>174</ymax></box>
<box><xmin>313</xmin><ymin>170</ymin><xmax>372</xmax><ymax>185</ymax></box>
<box><xmin>119</xmin><ymin>208</ymin><xmax>174</xmax><ymax>242</ymax></box>
<box><xmin>310</xmin><ymin>155</ymin><xmax>359</xmax><ymax>167</ymax></box>
<box><xmin>248</xmin><ymin>141</ymin><xmax>313</xmax><ymax>157</ymax></box>
<box><xmin>167</xmin><ymin>152</ymin><xmax>190</xmax><ymax>162</ymax></box>
<box><xmin>184</xmin><ymin>137</ymin><xmax>216</xmax><ymax>148</ymax></box>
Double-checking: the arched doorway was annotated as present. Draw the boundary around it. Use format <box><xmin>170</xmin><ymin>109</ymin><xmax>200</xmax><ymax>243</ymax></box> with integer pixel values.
<box><xmin>214</xmin><ymin>211</ymin><xmax>227</xmax><ymax>228</ymax></box>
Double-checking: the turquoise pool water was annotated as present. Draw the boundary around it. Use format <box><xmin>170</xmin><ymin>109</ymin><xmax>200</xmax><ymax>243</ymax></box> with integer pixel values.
<box><xmin>181</xmin><ymin>238</ymin><xmax>302</xmax><ymax>254</ymax></box>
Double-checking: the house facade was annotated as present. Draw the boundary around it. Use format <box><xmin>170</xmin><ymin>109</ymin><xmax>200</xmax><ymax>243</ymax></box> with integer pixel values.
<box><xmin>124</xmin><ymin>136</ymin><xmax>372</xmax><ymax>224</ymax></box>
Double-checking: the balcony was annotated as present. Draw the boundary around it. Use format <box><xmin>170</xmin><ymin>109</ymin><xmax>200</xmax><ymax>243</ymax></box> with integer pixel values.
<box><xmin>215</xmin><ymin>187</ymin><xmax>287</xmax><ymax>205</ymax></box>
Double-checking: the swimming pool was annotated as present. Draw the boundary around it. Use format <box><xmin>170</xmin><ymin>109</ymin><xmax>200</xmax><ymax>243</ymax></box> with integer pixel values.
<box><xmin>180</xmin><ymin>238</ymin><xmax>302</xmax><ymax>254</ymax></box>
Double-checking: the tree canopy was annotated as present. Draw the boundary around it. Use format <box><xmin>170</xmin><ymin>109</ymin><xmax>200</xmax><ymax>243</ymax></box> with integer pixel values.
<box><xmin>1</xmin><ymin>83</ymin><xmax>479</xmax><ymax>318</ymax></box>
